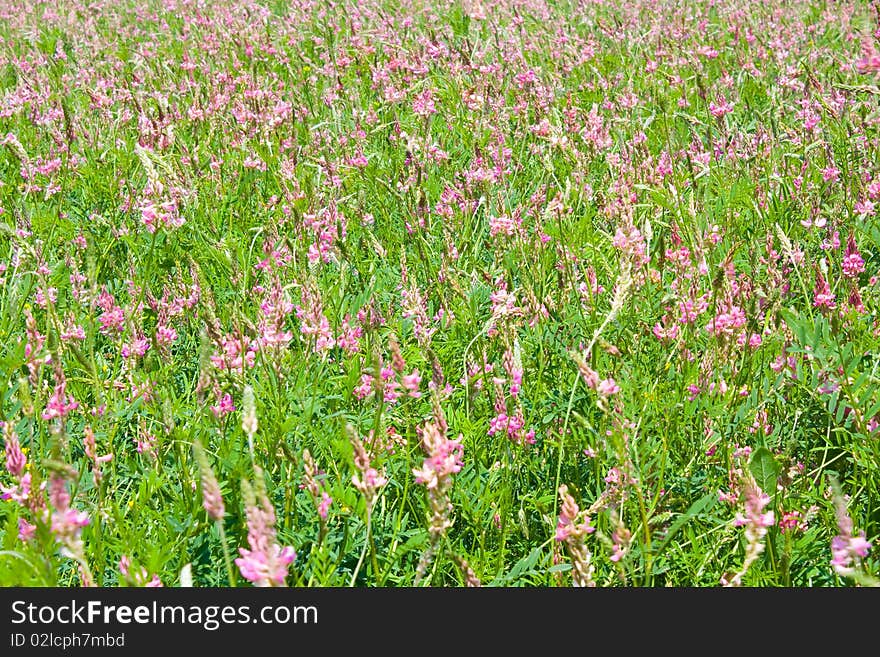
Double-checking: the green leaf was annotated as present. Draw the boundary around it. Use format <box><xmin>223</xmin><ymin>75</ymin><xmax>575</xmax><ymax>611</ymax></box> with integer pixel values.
<box><xmin>547</xmin><ymin>563</ymin><xmax>572</xmax><ymax>573</ymax></box>
<box><xmin>488</xmin><ymin>546</ymin><xmax>543</xmax><ymax>586</ymax></box>
<box><xmin>654</xmin><ymin>492</ymin><xmax>717</xmax><ymax>557</ymax></box>
<box><xmin>749</xmin><ymin>447</ymin><xmax>780</xmax><ymax>495</ymax></box>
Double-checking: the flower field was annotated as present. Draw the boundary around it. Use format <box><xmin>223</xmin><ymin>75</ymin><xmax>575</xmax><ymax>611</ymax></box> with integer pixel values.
<box><xmin>1</xmin><ymin>0</ymin><xmax>878</xmax><ymax>587</ymax></box>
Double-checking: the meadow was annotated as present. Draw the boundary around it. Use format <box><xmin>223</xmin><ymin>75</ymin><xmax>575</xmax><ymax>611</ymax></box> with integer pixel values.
<box><xmin>0</xmin><ymin>0</ymin><xmax>878</xmax><ymax>587</ymax></box>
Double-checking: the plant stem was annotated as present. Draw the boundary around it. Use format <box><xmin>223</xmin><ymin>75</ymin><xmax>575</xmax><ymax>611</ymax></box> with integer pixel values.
<box><xmin>218</xmin><ymin>521</ymin><xmax>236</xmax><ymax>587</ymax></box>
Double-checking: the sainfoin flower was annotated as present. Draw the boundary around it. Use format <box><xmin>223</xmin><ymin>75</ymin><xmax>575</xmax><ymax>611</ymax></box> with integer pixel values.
<box><xmin>413</xmin><ymin>420</ymin><xmax>464</xmax><ymax>537</ymax></box>
<box><xmin>46</xmin><ymin>473</ymin><xmax>94</xmax><ymax>584</ymax></box>
<box><xmin>829</xmin><ymin>479</ymin><xmax>872</xmax><ymax>578</ymax></box>
<box><xmin>193</xmin><ymin>439</ymin><xmax>225</xmax><ymax>522</ymax></box>
<box><xmin>722</xmin><ymin>471</ymin><xmax>774</xmax><ymax>587</ymax></box>
<box><xmin>348</xmin><ymin>424</ymin><xmax>387</xmax><ymax>510</ymax></box>
<box><xmin>597</xmin><ymin>378</ymin><xmax>620</xmax><ymax>397</ymax></box>
<box><xmin>841</xmin><ymin>234</ymin><xmax>865</xmax><ymax>279</ymax></box>
<box><xmin>235</xmin><ymin>467</ymin><xmax>296</xmax><ymax>587</ymax></box>
<box><xmin>302</xmin><ymin>448</ymin><xmax>332</xmax><ymax>521</ymax></box>
<box><xmin>119</xmin><ymin>555</ymin><xmax>163</xmax><ymax>587</ymax></box>
<box><xmin>708</xmin><ymin>98</ymin><xmax>734</xmax><ymax>118</ymax></box>
<box><xmin>83</xmin><ymin>426</ymin><xmax>112</xmax><ymax>485</ymax></box>
<box><xmin>555</xmin><ymin>484</ymin><xmax>596</xmax><ymax>587</ymax></box>
<box><xmin>4</xmin><ymin>423</ymin><xmax>26</xmax><ymax>478</ymax></box>
<box><xmin>812</xmin><ymin>270</ymin><xmax>836</xmax><ymax>312</ymax></box>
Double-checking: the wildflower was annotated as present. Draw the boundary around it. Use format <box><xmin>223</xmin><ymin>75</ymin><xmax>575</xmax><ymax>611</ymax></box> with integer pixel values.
<box><xmin>235</xmin><ymin>467</ymin><xmax>296</xmax><ymax>587</ymax></box>
<box><xmin>778</xmin><ymin>510</ymin><xmax>808</xmax><ymax>534</ymax></box>
<box><xmin>348</xmin><ymin>425</ymin><xmax>387</xmax><ymax>511</ymax></box>
<box><xmin>336</xmin><ymin>315</ymin><xmax>362</xmax><ymax>354</ymax></box>
<box><xmin>42</xmin><ymin>380</ymin><xmax>79</xmax><ymax>421</ymax></box>
<box><xmin>829</xmin><ymin>479</ymin><xmax>872</xmax><ymax>578</ymax></box>
<box><xmin>257</xmin><ymin>279</ymin><xmax>293</xmax><ymax>349</ymax></box>
<box><xmin>210</xmin><ymin>333</ymin><xmax>258</xmax><ymax>374</ymax></box>
<box><xmin>295</xmin><ymin>283</ymin><xmax>335</xmax><ymax>353</ymax></box>
<box><xmin>401</xmin><ymin>370</ymin><xmax>422</xmax><ymax>397</ymax></box>
<box><xmin>612</xmin><ymin>223</ymin><xmax>648</xmax><ymax>268</ymax></box>
<box><xmin>4</xmin><ymin>423</ymin><xmax>26</xmax><ymax>477</ymax></box>
<box><xmin>210</xmin><ymin>392</ymin><xmax>235</xmax><ymax>418</ymax></box>
<box><xmin>848</xmin><ymin>285</ymin><xmax>866</xmax><ymax>314</ymax></box>
<box><xmin>822</xmin><ymin>166</ymin><xmax>840</xmax><ymax>184</ymax></box>
<box><xmin>302</xmin><ymin>449</ymin><xmax>332</xmax><ymax>521</ymax></box>
<box><xmin>555</xmin><ymin>485</ymin><xmax>596</xmax><ymax>587</ymax></box>
<box><xmin>723</xmin><ymin>471</ymin><xmax>774</xmax><ymax>587</ymax></box>
<box><xmin>155</xmin><ymin>324</ymin><xmax>177</xmax><ymax>346</ymax></box>
<box><xmin>653</xmin><ymin>321</ymin><xmax>679</xmax><ymax>342</ymax></box>
<box><xmin>708</xmin><ymin>98</ymin><xmax>734</xmax><ymax>118</ymax></box>
<box><xmin>317</xmin><ymin>492</ymin><xmax>332</xmax><ymax>520</ymax></box>
<box><xmin>136</xmin><ymin>427</ymin><xmax>158</xmax><ymax>459</ymax></box>
<box><xmin>572</xmin><ymin>352</ymin><xmax>599</xmax><ymax>389</ymax></box>
<box><xmin>412</xmin><ymin>88</ymin><xmax>437</xmax><ymax>117</ymax></box>
<box><xmin>18</xmin><ymin>517</ymin><xmax>36</xmax><ymax>542</ymax></box>
<box><xmin>47</xmin><ymin>474</ymin><xmax>91</xmax><ymax>584</ymax></box>
<box><xmin>452</xmin><ymin>555</ymin><xmax>481</xmax><ymax>587</ymax></box>
<box><xmin>856</xmin><ymin>40</ymin><xmax>880</xmax><ymax>74</ymax></box>
<box><xmin>842</xmin><ymin>234</ymin><xmax>865</xmax><ymax>279</ymax></box>
<box><xmin>609</xmin><ymin>516</ymin><xmax>632</xmax><ymax>563</ymax></box>
<box><xmin>812</xmin><ymin>270</ymin><xmax>836</xmax><ymax>312</ymax></box>
<box><xmin>193</xmin><ymin>439</ymin><xmax>225</xmax><ymax>522</ymax></box>
<box><xmin>83</xmin><ymin>426</ymin><xmax>112</xmax><ymax>485</ymax></box>
<box><xmin>119</xmin><ymin>556</ymin><xmax>164</xmax><ymax>587</ymax></box>
<box><xmin>597</xmin><ymin>378</ymin><xmax>620</xmax><ymax>397</ymax></box>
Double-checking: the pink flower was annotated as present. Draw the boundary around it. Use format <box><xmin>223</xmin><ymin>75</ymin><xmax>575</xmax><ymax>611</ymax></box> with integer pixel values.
<box><xmin>653</xmin><ymin>322</ymin><xmax>679</xmax><ymax>342</ymax></box>
<box><xmin>854</xmin><ymin>199</ymin><xmax>875</xmax><ymax>216</ymax></box>
<box><xmin>856</xmin><ymin>41</ymin><xmax>880</xmax><ymax>74</ymax></box>
<box><xmin>724</xmin><ymin>472</ymin><xmax>774</xmax><ymax>586</ymax></box>
<box><xmin>98</xmin><ymin>305</ymin><xmax>125</xmax><ymax>334</ymax></box>
<box><xmin>42</xmin><ymin>381</ymin><xmax>79</xmax><ymax>421</ymax></box>
<box><xmin>597</xmin><ymin>378</ymin><xmax>620</xmax><ymax>396</ymax></box>
<box><xmin>842</xmin><ymin>234</ymin><xmax>865</xmax><ymax>279</ymax></box>
<box><xmin>705</xmin><ymin>305</ymin><xmax>746</xmax><ymax>337</ymax></box>
<box><xmin>48</xmin><ymin>476</ymin><xmax>90</xmax><ymax>552</ymax></box>
<box><xmin>155</xmin><ymin>324</ymin><xmax>177</xmax><ymax>345</ymax></box>
<box><xmin>235</xmin><ymin>468</ymin><xmax>296</xmax><ymax>587</ymax></box>
<box><xmin>210</xmin><ymin>393</ymin><xmax>236</xmax><ymax>418</ymax></box>
<box><xmin>211</xmin><ymin>333</ymin><xmax>257</xmax><ymax>374</ymax></box>
<box><xmin>302</xmin><ymin>449</ymin><xmax>332</xmax><ymax>521</ymax></box>
<box><xmin>830</xmin><ymin>481</ymin><xmax>872</xmax><ymax>577</ymax></box>
<box><xmin>555</xmin><ymin>485</ymin><xmax>595</xmax><ymax>587</ymax></box>
<box><xmin>4</xmin><ymin>426</ymin><xmax>26</xmax><ymax>477</ymax></box>
<box><xmin>18</xmin><ymin>517</ymin><xmax>36</xmax><ymax>542</ymax></box>
<box><xmin>577</xmin><ymin>360</ymin><xmax>599</xmax><ymax>389</ymax></box>
<box><xmin>778</xmin><ymin>510</ymin><xmax>808</xmax><ymax>534</ymax></box>
<box><xmin>708</xmin><ymin>98</ymin><xmax>734</xmax><ymax>118</ymax></box>
<box><xmin>822</xmin><ymin>166</ymin><xmax>840</xmax><ymax>183</ymax></box>
<box><xmin>413</xmin><ymin>420</ymin><xmax>463</xmax><ymax>538</ymax></box>
<box><xmin>353</xmin><ymin>373</ymin><xmax>374</xmax><ymax>400</ymax></box>
<box><xmin>612</xmin><ymin>224</ymin><xmax>648</xmax><ymax>268</ymax></box>
<box><xmin>336</xmin><ymin>316</ymin><xmax>362</xmax><ymax>354</ymax></box>
<box><xmin>349</xmin><ymin>427</ymin><xmax>387</xmax><ymax>509</ymax></box>
<box><xmin>413</xmin><ymin>424</ymin><xmax>463</xmax><ymax>490</ymax></box>
<box><xmin>295</xmin><ymin>284</ymin><xmax>335</xmax><ymax>353</ymax></box>
<box><xmin>317</xmin><ymin>492</ymin><xmax>332</xmax><ymax>520</ymax></box>
<box><xmin>401</xmin><ymin>370</ymin><xmax>422</xmax><ymax>397</ymax></box>
<box><xmin>813</xmin><ymin>271</ymin><xmax>836</xmax><ymax>312</ymax></box>
<box><xmin>119</xmin><ymin>556</ymin><xmax>164</xmax><ymax>587</ymax></box>
<box><xmin>1</xmin><ymin>471</ymin><xmax>33</xmax><ymax>505</ymax></box>
<box><xmin>193</xmin><ymin>440</ymin><xmax>225</xmax><ymax>522</ymax></box>
<box><xmin>412</xmin><ymin>88</ymin><xmax>437</xmax><ymax>117</ymax></box>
